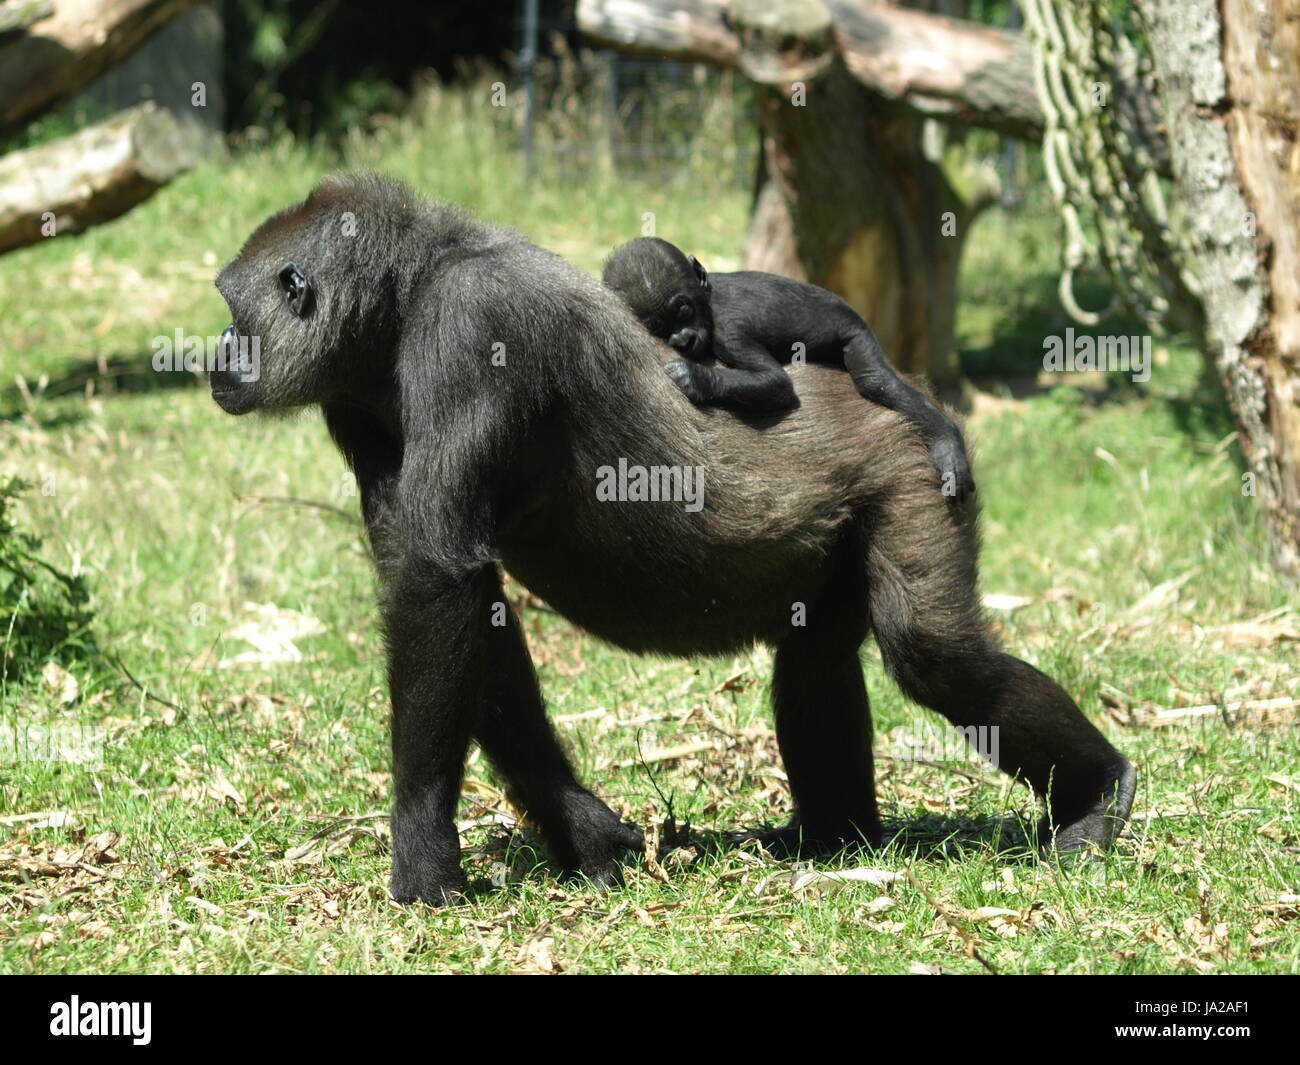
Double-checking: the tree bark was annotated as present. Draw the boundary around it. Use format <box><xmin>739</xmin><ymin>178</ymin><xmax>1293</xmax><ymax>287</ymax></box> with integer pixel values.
<box><xmin>579</xmin><ymin>0</ymin><xmax>1036</xmax><ymax>135</ymax></box>
<box><xmin>1140</xmin><ymin>0</ymin><xmax>1300</xmax><ymax>574</ymax></box>
<box><xmin>0</xmin><ymin>102</ymin><xmax>197</xmax><ymax>253</ymax></box>
<box><xmin>0</xmin><ymin>0</ymin><xmax>201</xmax><ymax>135</ymax></box>
<box><xmin>746</xmin><ymin>58</ymin><xmax>996</xmax><ymax>386</ymax></box>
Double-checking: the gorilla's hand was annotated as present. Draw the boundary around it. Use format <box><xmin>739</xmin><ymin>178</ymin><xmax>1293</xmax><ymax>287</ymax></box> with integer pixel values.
<box><xmin>664</xmin><ymin>359</ymin><xmax>712</xmax><ymax>405</ymax></box>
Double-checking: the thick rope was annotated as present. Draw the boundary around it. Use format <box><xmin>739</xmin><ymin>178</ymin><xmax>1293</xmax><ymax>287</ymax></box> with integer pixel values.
<box><xmin>1021</xmin><ymin>0</ymin><xmax>1196</xmax><ymax>329</ymax></box>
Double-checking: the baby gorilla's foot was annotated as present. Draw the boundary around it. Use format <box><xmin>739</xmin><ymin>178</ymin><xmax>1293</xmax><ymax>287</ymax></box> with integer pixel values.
<box><xmin>929</xmin><ymin>434</ymin><xmax>975</xmax><ymax>503</ymax></box>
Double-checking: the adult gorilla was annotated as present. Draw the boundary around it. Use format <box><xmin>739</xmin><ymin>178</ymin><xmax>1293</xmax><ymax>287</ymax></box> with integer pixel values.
<box><xmin>211</xmin><ymin>174</ymin><xmax>1135</xmax><ymax>904</ymax></box>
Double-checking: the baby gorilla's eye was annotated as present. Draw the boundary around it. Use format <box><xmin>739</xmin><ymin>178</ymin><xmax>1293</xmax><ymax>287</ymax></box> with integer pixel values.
<box><xmin>673</xmin><ymin>297</ymin><xmax>694</xmax><ymax>322</ymax></box>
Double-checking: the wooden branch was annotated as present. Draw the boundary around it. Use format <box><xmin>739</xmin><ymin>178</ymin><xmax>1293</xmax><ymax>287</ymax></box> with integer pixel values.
<box><xmin>0</xmin><ymin>102</ymin><xmax>197</xmax><ymax>253</ymax></box>
<box><xmin>580</xmin><ymin>0</ymin><xmax>1169</xmax><ymax>158</ymax></box>
<box><xmin>0</xmin><ymin>1</ymin><xmax>54</xmax><ymax>37</ymax></box>
<box><xmin>576</xmin><ymin>0</ymin><xmax>741</xmax><ymax>65</ymax></box>
<box><xmin>828</xmin><ymin>0</ymin><xmax>1041</xmax><ymax>140</ymax></box>
<box><xmin>0</xmin><ymin>0</ymin><xmax>202</xmax><ymax>135</ymax></box>
<box><xmin>579</xmin><ymin>0</ymin><xmax>1042</xmax><ymax>137</ymax></box>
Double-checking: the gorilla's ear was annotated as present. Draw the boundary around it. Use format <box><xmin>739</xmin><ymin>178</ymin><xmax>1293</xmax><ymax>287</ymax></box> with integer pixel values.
<box><xmin>278</xmin><ymin>263</ymin><xmax>315</xmax><ymax>318</ymax></box>
<box><xmin>688</xmin><ymin>254</ymin><xmax>710</xmax><ymax>292</ymax></box>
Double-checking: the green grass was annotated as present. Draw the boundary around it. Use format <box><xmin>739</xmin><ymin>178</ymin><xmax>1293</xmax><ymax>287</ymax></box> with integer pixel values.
<box><xmin>0</xmin><ymin>83</ymin><xmax>1296</xmax><ymax>974</ymax></box>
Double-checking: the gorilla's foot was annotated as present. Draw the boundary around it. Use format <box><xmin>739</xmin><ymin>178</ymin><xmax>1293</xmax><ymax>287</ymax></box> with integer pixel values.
<box><xmin>390</xmin><ymin>861</ymin><xmax>468</xmax><ymax>907</ymax></box>
<box><xmin>1039</xmin><ymin>760</ymin><xmax>1137</xmax><ymax>858</ymax></box>
<box><xmin>550</xmin><ymin>787</ymin><xmax>644</xmax><ymax>888</ymax></box>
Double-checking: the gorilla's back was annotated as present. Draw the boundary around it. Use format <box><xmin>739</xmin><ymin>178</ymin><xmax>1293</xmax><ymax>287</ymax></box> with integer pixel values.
<box><xmin>497</xmin><ymin>257</ymin><xmax>939</xmax><ymax>655</ymax></box>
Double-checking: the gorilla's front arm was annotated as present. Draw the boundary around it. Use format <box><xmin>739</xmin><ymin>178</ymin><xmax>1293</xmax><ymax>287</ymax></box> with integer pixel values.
<box><xmin>338</xmin><ymin>308</ymin><xmax>651</xmax><ymax>900</ymax></box>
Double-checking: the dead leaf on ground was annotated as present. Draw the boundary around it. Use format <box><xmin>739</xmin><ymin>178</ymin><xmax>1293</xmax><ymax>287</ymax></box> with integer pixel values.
<box><xmin>982</xmin><ymin>593</ymin><xmax>1034</xmax><ymax>612</ymax></box>
<box><xmin>218</xmin><ymin>602</ymin><xmax>325</xmax><ymax>668</ymax></box>
<box><xmin>41</xmin><ymin>661</ymin><xmax>79</xmax><ymax>704</ymax></box>
<box><xmin>205</xmin><ymin>767</ymin><xmax>246</xmax><ymax>810</ymax></box>
<box><xmin>758</xmin><ymin>866</ymin><xmax>903</xmax><ymax>900</ymax></box>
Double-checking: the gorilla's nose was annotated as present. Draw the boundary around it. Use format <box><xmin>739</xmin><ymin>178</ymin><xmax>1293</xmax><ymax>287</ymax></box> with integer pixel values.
<box><xmin>210</xmin><ymin>323</ymin><xmax>242</xmax><ymax>391</ymax></box>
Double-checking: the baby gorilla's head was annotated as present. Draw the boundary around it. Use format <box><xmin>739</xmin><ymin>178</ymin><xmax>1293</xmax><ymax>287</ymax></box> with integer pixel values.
<box><xmin>603</xmin><ymin>237</ymin><xmax>714</xmax><ymax>359</ymax></box>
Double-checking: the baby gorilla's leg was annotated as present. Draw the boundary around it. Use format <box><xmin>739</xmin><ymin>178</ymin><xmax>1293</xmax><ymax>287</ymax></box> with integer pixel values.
<box><xmin>842</xmin><ymin>332</ymin><xmax>975</xmax><ymax>502</ymax></box>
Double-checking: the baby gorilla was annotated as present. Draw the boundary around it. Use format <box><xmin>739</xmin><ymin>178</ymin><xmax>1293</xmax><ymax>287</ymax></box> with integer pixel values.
<box><xmin>604</xmin><ymin>237</ymin><xmax>975</xmax><ymax>501</ymax></box>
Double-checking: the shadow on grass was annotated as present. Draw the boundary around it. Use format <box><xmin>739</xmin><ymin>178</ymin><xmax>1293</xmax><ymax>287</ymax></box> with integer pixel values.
<box><xmin>1163</xmin><ymin>359</ymin><xmax>1238</xmax><ymax>444</ymax></box>
<box><xmin>962</xmin><ymin>272</ymin><xmax>1239</xmax><ymax>443</ymax></box>
<box><xmin>962</xmin><ymin>269</ymin><xmax>1165</xmax><ymax>394</ymax></box>
<box><xmin>502</xmin><ymin>810</ymin><xmax>1044</xmax><ymax>882</ymax></box>
<box><xmin>685</xmin><ymin>811</ymin><xmax>1040</xmax><ymax>865</ymax></box>
<box><xmin>0</xmin><ymin>352</ymin><xmax>203</xmax><ymax>422</ymax></box>
<box><xmin>418</xmin><ymin>806</ymin><xmax>1129</xmax><ymax>908</ymax></box>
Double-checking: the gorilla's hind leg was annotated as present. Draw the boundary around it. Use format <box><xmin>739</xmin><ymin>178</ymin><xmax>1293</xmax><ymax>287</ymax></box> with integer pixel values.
<box><xmin>864</xmin><ymin>487</ymin><xmax>1136</xmax><ymax>856</ymax></box>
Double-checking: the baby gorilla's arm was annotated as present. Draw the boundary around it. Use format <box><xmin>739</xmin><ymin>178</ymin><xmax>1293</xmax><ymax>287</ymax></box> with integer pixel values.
<box><xmin>665</xmin><ymin>336</ymin><xmax>797</xmax><ymax>412</ymax></box>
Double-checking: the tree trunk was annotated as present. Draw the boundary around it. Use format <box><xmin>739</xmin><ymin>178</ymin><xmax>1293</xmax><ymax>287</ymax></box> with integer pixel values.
<box><xmin>747</xmin><ymin>69</ymin><xmax>997</xmax><ymax>387</ymax></box>
<box><xmin>1141</xmin><ymin>0</ymin><xmax>1300</xmax><ymax>574</ymax></box>
<box><xmin>0</xmin><ymin>0</ymin><xmax>201</xmax><ymax>135</ymax></box>
<box><xmin>733</xmin><ymin>2</ymin><xmax>996</xmax><ymax>387</ymax></box>
<box><xmin>0</xmin><ymin>102</ymin><xmax>197</xmax><ymax>253</ymax></box>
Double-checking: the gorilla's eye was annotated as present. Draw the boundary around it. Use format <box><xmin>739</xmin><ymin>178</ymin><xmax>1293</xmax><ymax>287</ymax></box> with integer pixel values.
<box><xmin>278</xmin><ymin>263</ymin><xmax>315</xmax><ymax>319</ymax></box>
<box><xmin>673</xmin><ymin>297</ymin><xmax>693</xmax><ymax>322</ymax></box>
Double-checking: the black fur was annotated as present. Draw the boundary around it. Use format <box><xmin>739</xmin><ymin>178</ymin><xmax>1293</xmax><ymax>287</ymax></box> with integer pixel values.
<box><xmin>212</xmin><ymin>175</ymin><xmax>1134</xmax><ymax>904</ymax></box>
<box><xmin>603</xmin><ymin>236</ymin><xmax>975</xmax><ymax>501</ymax></box>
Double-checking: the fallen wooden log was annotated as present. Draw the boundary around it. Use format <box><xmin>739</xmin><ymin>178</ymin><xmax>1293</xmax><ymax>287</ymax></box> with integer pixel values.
<box><xmin>0</xmin><ymin>102</ymin><xmax>197</xmax><ymax>254</ymax></box>
<box><xmin>0</xmin><ymin>0</ymin><xmax>201</xmax><ymax>134</ymax></box>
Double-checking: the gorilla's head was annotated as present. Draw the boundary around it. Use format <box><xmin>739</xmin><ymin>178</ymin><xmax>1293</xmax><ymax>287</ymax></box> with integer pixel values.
<box><xmin>211</xmin><ymin>174</ymin><xmax>469</xmax><ymax>414</ymax></box>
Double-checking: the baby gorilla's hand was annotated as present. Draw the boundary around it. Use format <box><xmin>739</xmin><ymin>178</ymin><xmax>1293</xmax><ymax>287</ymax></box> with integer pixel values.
<box><xmin>929</xmin><ymin>432</ymin><xmax>976</xmax><ymax>503</ymax></box>
<box><xmin>664</xmin><ymin>359</ymin><xmax>711</xmax><ymax>404</ymax></box>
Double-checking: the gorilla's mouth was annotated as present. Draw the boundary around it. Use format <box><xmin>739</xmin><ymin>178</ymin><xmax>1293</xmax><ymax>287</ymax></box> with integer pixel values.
<box><xmin>210</xmin><ymin>382</ymin><xmax>256</xmax><ymax>415</ymax></box>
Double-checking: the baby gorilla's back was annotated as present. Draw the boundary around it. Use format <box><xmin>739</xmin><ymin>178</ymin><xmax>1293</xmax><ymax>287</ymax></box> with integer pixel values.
<box><xmin>709</xmin><ymin>270</ymin><xmax>863</xmax><ymax>361</ymax></box>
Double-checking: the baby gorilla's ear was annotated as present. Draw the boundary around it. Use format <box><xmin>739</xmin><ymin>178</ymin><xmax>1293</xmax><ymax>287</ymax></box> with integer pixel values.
<box><xmin>688</xmin><ymin>254</ymin><xmax>710</xmax><ymax>292</ymax></box>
